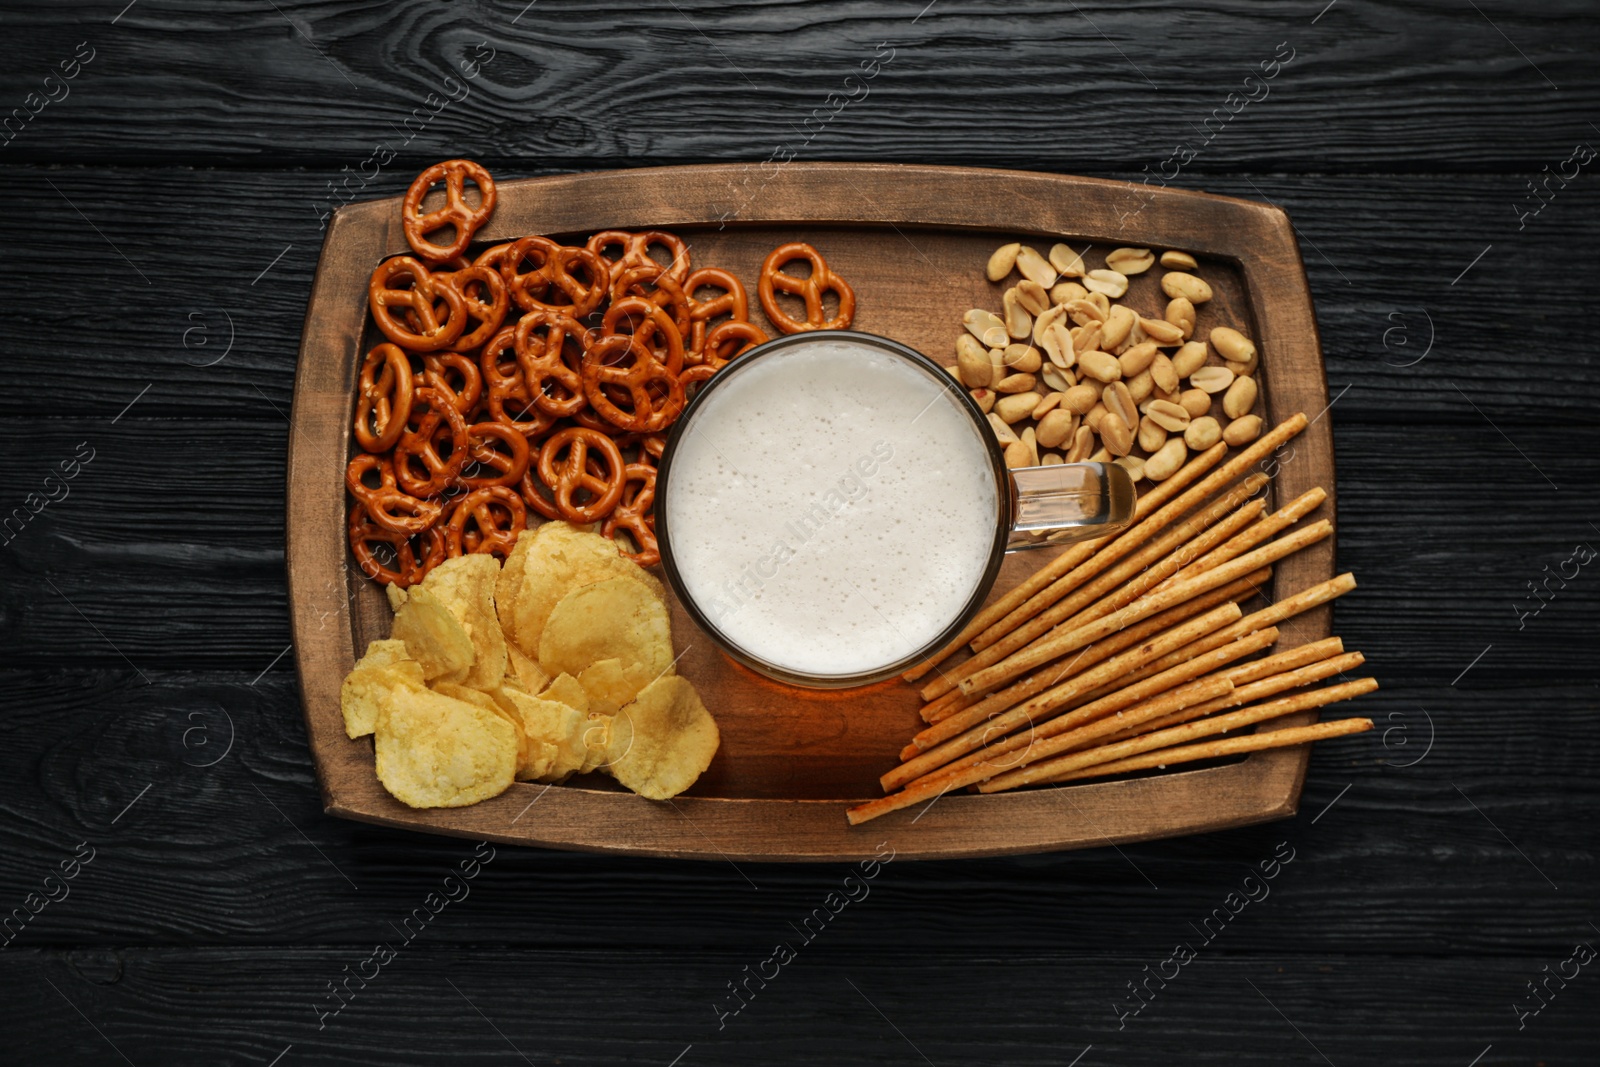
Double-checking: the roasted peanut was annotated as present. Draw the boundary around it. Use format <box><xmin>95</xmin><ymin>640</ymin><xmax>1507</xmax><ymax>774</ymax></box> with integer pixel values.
<box><xmin>1159</xmin><ymin>250</ymin><xmax>1198</xmax><ymax>270</ymax></box>
<box><xmin>1210</xmin><ymin>326</ymin><xmax>1256</xmax><ymax>364</ymax></box>
<box><xmin>958</xmin><ymin>345</ymin><xmax>992</xmax><ymax>388</ymax></box>
<box><xmin>1125</xmin><ymin>368</ymin><xmax>1154</xmax><ymax>404</ymax></box>
<box><xmin>1140</xmin><ymin>316</ymin><xmax>1185</xmax><ymax>346</ymax></box>
<box><xmin>970</xmin><ymin>387</ymin><xmax>995</xmax><ymax>414</ymax></box>
<box><xmin>1004</xmin><ymin>439</ymin><xmax>1033</xmax><ymax>469</ymax></box>
<box><xmin>1113</xmin><ymin>454</ymin><xmax>1146</xmax><ymax>482</ymax></box>
<box><xmin>1036</xmin><ymin>408</ymin><xmax>1077</xmax><ymax>449</ymax></box>
<box><xmin>1191</xmin><ymin>365</ymin><xmax>1235</xmax><ymax>394</ymax></box>
<box><xmin>1033</xmin><ymin>391</ymin><xmax>1064</xmax><ymax>419</ymax></box>
<box><xmin>1064</xmin><ymin>298</ymin><xmax>1105</xmax><ymax>327</ymax></box>
<box><xmin>995</xmin><ymin>391</ymin><xmax>1043</xmax><ymax>423</ymax></box>
<box><xmin>1150</xmin><ymin>351</ymin><xmax>1180</xmax><ymax>394</ymax></box>
<box><xmin>1078</xmin><ymin>350</ymin><xmax>1122</xmax><ymax>383</ymax></box>
<box><xmin>1015</xmin><ymin>279</ymin><xmax>1051</xmax><ymax>316</ymax></box>
<box><xmin>1145</xmin><ymin>399</ymin><xmax>1191</xmax><ymax>432</ymax></box>
<box><xmin>1020</xmin><ymin>426</ymin><xmax>1040</xmax><ymax>467</ymax></box>
<box><xmin>1048</xmin><ymin>243</ymin><xmax>1086</xmax><ymax>277</ymax></box>
<box><xmin>1223</xmin><ymin>374</ymin><xmax>1257</xmax><ymax>419</ymax></box>
<box><xmin>1100</xmin><ymin>413</ymin><xmax>1134</xmax><ymax>456</ymax></box>
<box><xmin>1100</xmin><ymin>305</ymin><xmax>1136</xmax><ymax>350</ymax></box>
<box><xmin>963</xmin><ymin>308</ymin><xmax>1008</xmax><ymax>348</ymax></box>
<box><xmin>987</xmin><ymin>242</ymin><xmax>1020</xmax><ymax>282</ymax></box>
<box><xmin>1179</xmin><ymin>388</ymin><xmax>1212</xmax><ymax>418</ymax></box>
<box><xmin>1223</xmin><ymin>414</ymin><xmax>1264</xmax><ymax>446</ymax></box>
<box><xmin>1050</xmin><ymin>281</ymin><xmax>1088</xmax><ymax>306</ymax></box>
<box><xmin>1062</xmin><ymin>383</ymin><xmax>1100</xmax><ymax>415</ymax></box>
<box><xmin>1105</xmin><ymin>381</ymin><xmax>1138</xmax><ymax>432</ymax></box>
<box><xmin>1083</xmin><ymin>269</ymin><xmax>1129</xmax><ymax>299</ymax></box>
<box><xmin>1145</xmin><ymin>437</ymin><xmax>1188</xmax><ymax>481</ymax></box>
<box><xmin>1137</xmin><ymin>415</ymin><xmax>1168</xmax><ymax>452</ymax></box>
<box><xmin>988</xmin><ymin>412</ymin><xmax>1019</xmax><ymax>445</ymax></box>
<box><xmin>1171</xmin><ymin>340</ymin><xmax>1208</xmax><ymax>378</ymax></box>
<box><xmin>1003</xmin><ymin>343</ymin><xmax>1043</xmax><ymax>373</ymax></box>
<box><xmin>1040</xmin><ymin>363</ymin><xmax>1073</xmax><ymax>392</ymax></box>
<box><xmin>1161</xmin><ymin>271</ymin><xmax>1213</xmax><ymax>304</ymax></box>
<box><xmin>1015</xmin><ymin>245</ymin><xmax>1058</xmax><ymax>287</ymax></box>
<box><xmin>1164</xmin><ymin>297</ymin><xmax>1196</xmax><ymax>340</ymax></box>
<box><xmin>1105</xmin><ymin>247</ymin><xmax>1155</xmax><ymax>275</ymax></box>
<box><xmin>1086</xmin><ymin>401</ymin><xmax>1108</xmax><ymax>432</ymax></box>
<box><xmin>1066</xmin><ymin>424</ymin><xmax>1095</xmax><ymax>462</ymax></box>
<box><xmin>1118</xmin><ymin>341</ymin><xmax>1159</xmax><ymax>378</ymax></box>
<box><xmin>995</xmin><ymin>372</ymin><xmax>1038</xmax><ymax>394</ymax></box>
<box><xmin>1184</xmin><ymin>415</ymin><xmax>1222</xmax><ymax>450</ymax></box>
<box><xmin>1002</xmin><ymin>288</ymin><xmax>1032</xmax><ymax>340</ymax></box>
<box><xmin>1041</xmin><ymin>452</ymin><xmax>1064</xmax><ymax>466</ymax></box>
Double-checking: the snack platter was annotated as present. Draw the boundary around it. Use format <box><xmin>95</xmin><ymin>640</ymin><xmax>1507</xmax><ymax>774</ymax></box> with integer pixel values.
<box><xmin>287</xmin><ymin>162</ymin><xmax>1335</xmax><ymax>860</ymax></box>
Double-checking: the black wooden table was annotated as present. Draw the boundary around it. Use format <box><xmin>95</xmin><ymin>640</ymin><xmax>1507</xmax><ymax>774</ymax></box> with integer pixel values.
<box><xmin>2</xmin><ymin>3</ymin><xmax>1596</xmax><ymax>1064</ymax></box>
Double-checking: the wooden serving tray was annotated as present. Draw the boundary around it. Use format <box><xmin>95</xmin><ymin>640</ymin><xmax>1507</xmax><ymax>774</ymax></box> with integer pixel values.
<box><xmin>287</xmin><ymin>163</ymin><xmax>1333</xmax><ymax>861</ymax></box>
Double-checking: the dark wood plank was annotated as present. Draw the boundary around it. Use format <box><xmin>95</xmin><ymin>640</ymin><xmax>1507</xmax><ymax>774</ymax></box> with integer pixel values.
<box><xmin>0</xmin><ymin>2</ymin><xmax>1596</xmax><ymax>169</ymax></box>
<box><xmin>2</xmin><ymin>947</ymin><xmax>1595</xmax><ymax>1065</ymax></box>
<box><xmin>1</xmin><ymin>168</ymin><xmax>1595</xmax><ymax>420</ymax></box>
<box><xmin>0</xmin><ymin>670</ymin><xmax>1592</xmax><ymax>952</ymax></box>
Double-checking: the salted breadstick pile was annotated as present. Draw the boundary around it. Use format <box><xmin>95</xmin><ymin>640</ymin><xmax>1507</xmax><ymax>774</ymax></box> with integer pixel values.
<box><xmin>846</xmin><ymin>412</ymin><xmax>1376</xmax><ymax>826</ymax></box>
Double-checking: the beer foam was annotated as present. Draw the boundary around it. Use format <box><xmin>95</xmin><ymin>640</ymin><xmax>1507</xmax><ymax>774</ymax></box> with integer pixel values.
<box><xmin>664</xmin><ymin>338</ymin><xmax>998</xmax><ymax>678</ymax></box>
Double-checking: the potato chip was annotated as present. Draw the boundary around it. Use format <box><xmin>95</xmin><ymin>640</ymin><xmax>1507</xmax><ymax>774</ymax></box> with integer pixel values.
<box><xmin>390</xmin><ymin>585</ymin><xmax>474</xmax><ymax>681</ymax></box>
<box><xmin>421</xmin><ymin>555</ymin><xmax>505</xmax><ymax>691</ymax></box>
<box><xmin>340</xmin><ymin>641</ymin><xmax>425</xmax><ymax>739</ymax></box>
<box><xmin>605</xmin><ymin>675</ymin><xmax>720</xmax><ymax>800</ymax></box>
<box><xmin>577</xmin><ymin>657</ymin><xmax>657</xmax><ymax>717</ymax></box>
<box><xmin>578</xmin><ymin>714</ymin><xmax>613</xmax><ymax>775</ymax></box>
<box><xmin>539</xmin><ymin>577</ymin><xmax>672</xmax><ymax>680</ymax></box>
<box><xmin>495</xmin><ymin>687</ymin><xmax>588</xmax><ymax>781</ymax></box>
<box><xmin>436</xmin><ymin>680</ymin><xmax>531</xmax><ymax>773</ymax></box>
<box><xmin>505</xmin><ymin>641</ymin><xmax>549</xmax><ymax>694</ymax></box>
<box><xmin>495</xmin><ymin>530</ymin><xmax>531</xmax><ymax>647</ymax></box>
<box><xmin>509</xmin><ymin>521</ymin><xmax>664</xmax><ymax>656</ymax></box>
<box><xmin>374</xmin><ymin>685</ymin><xmax>517</xmax><ymax>808</ymax></box>
<box><xmin>540</xmin><ymin>672</ymin><xmax>590</xmax><ymax>714</ymax></box>
<box><xmin>385</xmin><ymin>584</ymin><xmax>407</xmax><ymax>612</ymax></box>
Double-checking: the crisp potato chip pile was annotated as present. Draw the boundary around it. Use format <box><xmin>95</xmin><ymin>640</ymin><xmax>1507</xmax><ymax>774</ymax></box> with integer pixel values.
<box><xmin>339</xmin><ymin>522</ymin><xmax>720</xmax><ymax>808</ymax></box>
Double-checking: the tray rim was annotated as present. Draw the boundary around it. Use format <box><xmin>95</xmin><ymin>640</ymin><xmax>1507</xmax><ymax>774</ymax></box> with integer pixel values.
<box><xmin>286</xmin><ymin>161</ymin><xmax>1334</xmax><ymax>862</ymax></box>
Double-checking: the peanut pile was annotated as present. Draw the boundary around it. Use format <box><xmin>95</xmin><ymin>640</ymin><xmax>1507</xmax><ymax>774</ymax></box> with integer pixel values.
<box><xmin>952</xmin><ymin>243</ymin><xmax>1263</xmax><ymax>483</ymax></box>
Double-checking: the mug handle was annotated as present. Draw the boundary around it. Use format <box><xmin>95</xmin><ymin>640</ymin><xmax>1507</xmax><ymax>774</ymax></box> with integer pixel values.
<box><xmin>1006</xmin><ymin>461</ymin><xmax>1136</xmax><ymax>550</ymax></box>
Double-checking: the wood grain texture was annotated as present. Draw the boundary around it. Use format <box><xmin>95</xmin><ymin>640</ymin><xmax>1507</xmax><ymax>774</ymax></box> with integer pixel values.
<box><xmin>1</xmin><ymin>947</ymin><xmax>1595</xmax><ymax>1066</ymax></box>
<box><xmin>0</xmin><ymin>2</ymin><xmax>1596</xmax><ymax>169</ymax></box>
<box><xmin>285</xmin><ymin>162</ymin><xmax>1331</xmax><ymax>858</ymax></box>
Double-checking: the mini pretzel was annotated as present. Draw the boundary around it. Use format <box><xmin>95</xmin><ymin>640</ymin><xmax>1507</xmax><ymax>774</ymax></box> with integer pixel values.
<box><xmin>434</xmin><ymin>263</ymin><xmax>508</xmax><ymax>350</ymax></box>
<box><xmin>420</xmin><ymin>351</ymin><xmax>482</xmax><ymax>415</ymax></box>
<box><xmin>460</xmin><ymin>420</ymin><xmax>531</xmax><ymax>489</ymax></box>
<box><xmin>583</xmin><ymin>334</ymin><xmax>685</xmax><ymax>433</ymax></box>
<box><xmin>348</xmin><ymin>503</ymin><xmax>446</xmax><ymax>588</ymax></box>
<box><xmin>479</xmin><ymin>327</ymin><xmax>559</xmax><ymax>438</ymax></box>
<box><xmin>758</xmin><ymin>241</ymin><xmax>856</xmax><ymax>334</ymax></box>
<box><xmin>354</xmin><ymin>343</ymin><xmax>414</xmax><ymax>453</ymax></box>
<box><xmin>345</xmin><ymin>453</ymin><xmax>443</xmax><ymax>535</ymax></box>
<box><xmin>538</xmin><ymin>426</ymin><xmax>625</xmax><ymax>523</ymax></box>
<box><xmin>600</xmin><ymin>295</ymin><xmax>684</xmax><ymax>374</ymax></box>
<box><xmin>514</xmin><ymin>310</ymin><xmax>591</xmax><ymax>417</ymax></box>
<box><xmin>402</xmin><ymin>159</ymin><xmax>497</xmax><ymax>262</ymax></box>
<box><xmin>501</xmin><ymin>236</ymin><xmax>607</xmax><ymax>316</ymax></box>
<box><xmin>610</xmin><ymin>264</ymin><xmax>691</xmax><ymax>339</ymax></box>
<box><xmin>369</xmin><ymin>256</ymin><xmax>467</xmax><ymax>352</ymax></box>
<box><xmin>684</xmin><ymin>266</ymin><xmax>749</xmax><ymax>359</ymax></box>
<box><xmin>586</xmin><ymin>229</ymin><xmax>691</xmax><ymax>285</ymax></box>
<box><xmin>602</xmin><ymin>462</ymin><xmax>660</xmax><ymax>567</ymax></box>
<box><xmin>445</xmin><ymin>486</ymin><xmax>526</xmax><ymax>559</ymax></box>
<box><xmin>393</xmin><ymin>387</ymin><xmax>470</xmax><ymax>498</ymax></box>
<box><xmin>702</xmin><ymin>319</ymin><xmax>768</xmax><ymax>369</ymax></box>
